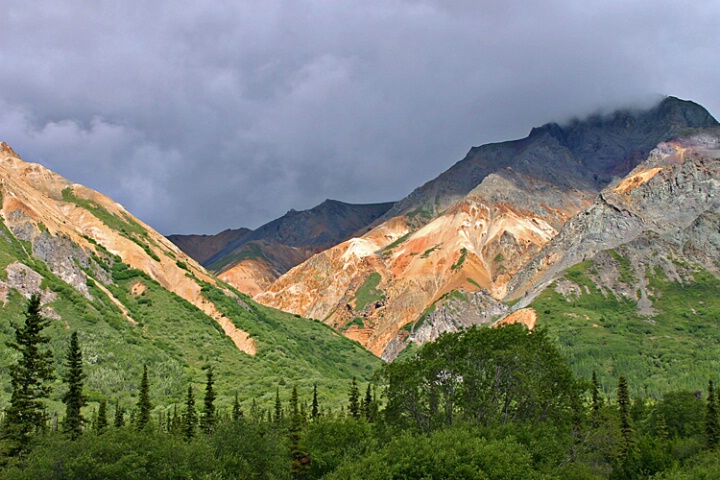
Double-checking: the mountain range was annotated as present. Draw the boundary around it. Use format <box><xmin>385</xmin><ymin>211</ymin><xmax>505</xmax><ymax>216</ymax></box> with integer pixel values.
<box><xmin>3</xmin><ymin>95</ymin><xmax>720</xmax><ymax>406</ymax></box>
<box><xmin>176</xmin><ymin>97</ymin><xmax>717</xmax><ymax>369</ymax></box>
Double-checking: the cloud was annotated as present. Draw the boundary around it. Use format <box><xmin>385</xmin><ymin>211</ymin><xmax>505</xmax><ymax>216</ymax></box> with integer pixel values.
<box><xmin>1</xmin><ymin>0</ymin><xmax>719</xmax><ymax>234</ymax></box>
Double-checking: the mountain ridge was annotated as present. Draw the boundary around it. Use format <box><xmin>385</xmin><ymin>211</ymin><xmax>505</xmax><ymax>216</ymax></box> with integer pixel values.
<box><xmin>251</xmin><ymin>96</ymin><xmax>719</xmax><ymax>360</ymax></box>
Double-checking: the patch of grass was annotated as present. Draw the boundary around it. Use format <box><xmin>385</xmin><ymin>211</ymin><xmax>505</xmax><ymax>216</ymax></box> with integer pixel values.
<box><xmin>421</xmin><ymin>244</ymin><xmax>441</xmax><ymax>259</ymax></box>
<box><xmin>467</xmin><ymin>278</ymin><xmax>481</xmax><ymax>289</ymax></box>
<box><xmin>608</xmin><ymin>249</ymin><xmax>636</xmax><ymax>285</ymax></box>
<box><xmin>353</xmin><ymin>273</ymin><xmax>385</xmax><ymax>312</ymax></box>
<box><xmin>382</xmin><ymin>233</ymin><xmax>411</xmax><ymax>252</ymax></box>
<box><xmin>342</xmin><ymin>317</ymin><xmax>365</xmax><ymax>332</ymax></box>
<box><xmin>493</xmin><ymin>253</ymin><xmax>504</xmax><ymax>263</ymax></box>
<box><xmin>451</xmin><ymin>248</ymin><xmax>467</xmax><ymax>271</ymax></box>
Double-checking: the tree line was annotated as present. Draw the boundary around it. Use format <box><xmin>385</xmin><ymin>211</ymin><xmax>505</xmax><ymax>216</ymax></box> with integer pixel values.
<box><xmin>3</xmin><ymin>294</ymin><xmax>720</xmax><ymax>478</ymax></box>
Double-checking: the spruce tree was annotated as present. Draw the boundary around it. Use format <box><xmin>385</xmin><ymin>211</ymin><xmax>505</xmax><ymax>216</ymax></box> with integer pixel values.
<box><xmin>62</xmin><ymin>331</ymin><xmax>85</xmax><ymax>440</ymax></box>
<box><xmin>232</xmin><ymin>392</ymin><xmax>243</xmax><ymax>421</ymax></box>
<box><xmin>201</xmin><ymin>367</ymin><xmax>216</xmax><ymax>434</ymax></box>
<box><xmin>274</xmin><ymin>387</ymin><xmax>283</xmax><ymax>424</ymax></box>
<box><xmin>113</xmin><ymin>400</ymin><xmax>125</xmax><ymax>428</ymax></box>
<box><xmin>288</xmin><ymin>385</ymin><xmax>309</xmax><ymax>479</ymax></box>
<box><xmin>363</xmin><ymin>383</ymin><xmax>373</xmax><ymax>421</ymax></box>
<box><xmin>617</xmin><ymin>375</ymin><xmax>634</xmax><ymax>461</ymax></box>
<box><xmin>706</xmin><ymin>380</ymin><xmax>720</xmax><ymax>450</ymax></box>
<box><xmin>135</xmin><ymin>365</ymin><xmax>152</xmax><ymax>431</ymax></box>
<box><xmin>183</xmin><ymin>385</ymin><xmax>197</xmax><ymax>439</ymax></box>
<box><xmin>591</xmin><ymin>371</ymin><xmax>601</xmax><ymax>427</ymax></box>
<box><xmin>96</xmin><ymin>399</ymin><xmax>108</xmax><ymax>435</ymax></box>
<box><xmin>348</xmin><ymin>377</ymin><xmax>360</xmax><ymax>419</ymax></box>
<box><xmin>311</xmin><ymin>384</ymin><xmax>319</xmax><ymax>421</ymax></box>
<box><xmin>2</xmin><ymin>294</ymin><xmax>55</xmax><ymax>455</ymax></box>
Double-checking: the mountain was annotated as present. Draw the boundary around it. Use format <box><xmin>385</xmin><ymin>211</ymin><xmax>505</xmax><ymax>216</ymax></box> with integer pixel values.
<box><xmin>0</xmin><ymin>142</ymin><xmax>380</xmax><ymax>412</ymax></box>
<box><xmin>253</xmin><ymin>97</ymin><xmax>719</xmax><ymax>362</ymax></box>
<box><xmin>169</xmin><ymin>199</ymin><xmax>394</xmax><ymax>296</ymax></box>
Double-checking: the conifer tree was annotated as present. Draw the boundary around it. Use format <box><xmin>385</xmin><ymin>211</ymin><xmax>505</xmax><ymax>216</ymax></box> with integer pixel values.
<box><xmin>348</xmin><ymin>377</ymin><xmax>360</xmax><ymax>419</ymax></box>
<box><xmin>362</xmin><ymin>383</ymin><xmax>373</xmax><ymax>421</ymax></box>
<box><xmin>617</xmin><ymin>375</ymin><xmax>634</xmax><ymax>461</ymax></box>
<box><xmin>274</xmin><ymin>387</ymin><xmax>283</xmax><ymax>423</ymax></box>
<box><xmin>183</xmin><ymin>385</ymin><xmax>197</xmax><ymax>439</ymax></box>
<box><xmin>2</xmin><ymin>294</ymin><xmax>55</xmax><ymax>455</ymax></box>
<box><xmin>113</xmin><ymin>400</ymin><xmax>125</xmax><ymax>428</ymax></box>
<box><xmin>232</xmin><ymin>392</ymin><xmax>243</xmax><ymax>421</ymax></box>
<box><xmin>311</xmin><ymin>384</ymin><xmax>319</xmax><ymax>421</ymax></box>
<box><xmin>96</xmin><ymin>399</ymin><xmax>108</xmax><ymax>435</ymax></box>
<box><xmin>288</xmin><ymin>385</ymin><xmax>309</xmax><ymax>479</ymax></box>
<box><xmin>135</xmin><ymin>365</ymin><xmax>152</xmax><ymax>430</ymax></box>
<box><xmin>201</xmin><ymin>367</ymin><xmax>216</xmax><ymax>434</ymax></box>
<box><xmin>705</xmin><ymin>380</ymin><xmax>720</xmax><ymax>450</ymax></box>
<box><xmin>591</xmin><ymin>371</ymin><xmax>601</xmax><ymax>428</ymax></box>
<box><xmin>62</xmin><ymin>331</ymin><xmax>85</xmax><ymax>440</ymax></box>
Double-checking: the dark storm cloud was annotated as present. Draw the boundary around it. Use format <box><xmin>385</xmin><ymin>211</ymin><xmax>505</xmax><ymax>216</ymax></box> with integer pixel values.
<box><xmin>1</xmin><ymin>0</ymin><xmax>719</xmax><ymax>234</ymax></box>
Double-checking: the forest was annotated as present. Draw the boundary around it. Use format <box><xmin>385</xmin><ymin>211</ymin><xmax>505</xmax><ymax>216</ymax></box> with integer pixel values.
<box><xmin>2</xmin><ymin>295</ymin><xmax>720</xmax><ymax>479</ymax></box>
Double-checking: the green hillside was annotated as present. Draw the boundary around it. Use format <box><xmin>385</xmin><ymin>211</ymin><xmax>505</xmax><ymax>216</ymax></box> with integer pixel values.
<box><xmin>0</xmin><ymin>216</ymin><xmax>381</xmax><ymax>418</ymax></box>
<box><xmin>532</xmin><ymin>251</ymin><xmax>720</xmax><ymax>398</ymax></box>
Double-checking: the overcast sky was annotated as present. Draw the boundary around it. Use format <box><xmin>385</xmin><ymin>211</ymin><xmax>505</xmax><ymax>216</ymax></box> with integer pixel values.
<box><xmin>1</xmin><ymin>1</ymin><xmax>719</xmax><ymax>234</ymax></box>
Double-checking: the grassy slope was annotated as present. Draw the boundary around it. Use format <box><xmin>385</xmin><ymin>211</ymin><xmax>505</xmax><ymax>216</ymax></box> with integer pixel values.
<box><xmin>532</xmin><ymin>256</ymin><xmax>720</xmax><ymax>399</ymax></box>
<box><xmin>0</xmin><ymin>216</ymin><xmax>380</xmax><ymax>418</ymax></box>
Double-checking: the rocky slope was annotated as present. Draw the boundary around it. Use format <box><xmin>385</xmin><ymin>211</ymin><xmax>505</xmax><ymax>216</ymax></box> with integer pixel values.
<box><xmin>255</xmin><ymin>97</ymin><xmax>719</xmax><ymax>360</ymax></box>
<box><xmin>0</xmin><ymin>142</ymin><xmax>380</xmax><ymax>408</ymax></box>
<box><xmin>169</xmin><ymin>199</ymin><xmax>394</xmax><ymax>296</ymax></box>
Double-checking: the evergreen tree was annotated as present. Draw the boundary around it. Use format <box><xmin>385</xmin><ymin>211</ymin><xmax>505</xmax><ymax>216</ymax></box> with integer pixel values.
<box><xmin>362</xmin><ymin>383</ymin><xmax>373</xmax><ymax>421</ymax></box>
<box><xmin>232</xmin><ymin>392</ymin><xmax>243</xmax><ymax>421</ymax></box>
<box><xmin>62</xmin><ymin>331</ymin><xmax>86</xmax><ymax>440</ymax></box>
<box><xmin>135</xmin><ymin>365</ymin><xmax>152</xmax><ymax>431</ymax></box>
<box><xmin>183</xmin><ymin>385</ymin><xmax>197</xmax><ymax>439</ymax></box>
<box><xmin>274</xmin><ymin>387</ymin><xmax>283</xmax><ymax>423</ymax></box>
<box><xmin>617</xmin><ymin>375</ymin><xmax>634</xmax><ymax>461</ymax></box>
<box><xmin>113</xmin><ymin>400</ymin><xmax>125</xmax><ymax>428</ymax></box>
<box><xmin>200</xmin><ymin>367</ymin><xmax>216</xmax><ymax>434</ymax></box>
<box><xmin>311</xmin><ymin>384</ymin><xmax>319</xmax><ymax>421</ymax></box>
<box><xmin>591</xmin><ymin>370</ymin><xmax>601</xmax><ymax>428</ymax></box>
<box><xmin>96</xmin><ymin>399</ymin><xmax>108</xmax><ymax>435</ymax></box>
<box><xmin>288</xmin><ymin>385</ymin><xmax>309</xmax><ymax>479</ymax></box>
<box><xmin>348</xmin><ymin>377</ymin><xmax>360</xmax><ymax>419</ymax></box>
<box><xmin>705</xmin><ymin>380</ymin><xmax>720</xmax><ymax>450</ymax></box>
<box><xmin>2</xmin><ymin>294</ymin><xmax>55</xmax><ymax>455</ymax></box>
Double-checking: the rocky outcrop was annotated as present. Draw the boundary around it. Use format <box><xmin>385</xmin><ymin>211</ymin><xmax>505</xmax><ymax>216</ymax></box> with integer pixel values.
<box><xmin>506</xmin><ymin>130</ymin><xmax>720</xmax><ymax>307</ymax></box>
<box><xmin>256</xmin><ymin>98</ymin><xmax>719</xmax><ymax>359</ymax></box>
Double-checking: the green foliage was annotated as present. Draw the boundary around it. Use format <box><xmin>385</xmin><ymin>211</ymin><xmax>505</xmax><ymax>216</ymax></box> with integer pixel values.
<box><xmin>342</xmin><ymin>317</ymin><xmax>364</xmax><ymax>332</ymax></box>
<box><xmin>325</xmin><ymin>425</ymin><xmax>551</xmax><ymax>480</ymax></box>
<box><xmin>182</xmin><ymin>385</ymin><xmax>197</xmax><ymax>439</ymax></box>
<box><xmin>451</xmin><ymin>247</ymin><xmax>467</xmax><ymax>271</ymax></box>
<box><xmin>420</xmin><ymin>243</ymin><xmax>441</xmax><ymax>258</ymax></box>
<box><xmin>2</xmin><ymin>295</ymin><xmax>55</xmax><ymax>456</ymax></box>
<box><xmin>382</xmin><ymin>324</ymin><xmax>582</xmax><ymax>432</ymax></box>
<box><xmin>61</xmin><ymin>332</ymin><xmax>85</xmax><ymax>440</ymax></box>
<box><xmin>347</xmin><ymin>378</ymin><xmax>360</xmax><ymax>419</ymax></box>
<box><xmin>135</xmin><ymin>365</ymin><xmax>151</xmax><ymax>431</ymax></box>
<box><xmin>532</xmin><ymin>258</ymin><xmax>720</xmax><ymax>398</ymax></box>
<box><xmin>381</xmin><ymin>233</ymin><xmax>411</xmax><ymax>253</ymax></box>
<box><xmin>201</xmin><ymin>367</ymin><xmax>216</xmax><ymax>434</ymax></box>
<box><xmin>353</xmin><ymin>273</ymin><xmax>384</xmax><ymax>312</ymax></box>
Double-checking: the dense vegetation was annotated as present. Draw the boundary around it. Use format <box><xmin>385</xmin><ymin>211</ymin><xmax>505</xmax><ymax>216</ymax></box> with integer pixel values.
<box><xmin>533</xmin><ymin>254</ymin><xmax>720</xmax><ymax>398</ymax></box>
<box><xmin>3</xmin><ymin>304</ymin><xmax>720</xmax><ymax>479</ymax></box>
<box><xmin>0</xmin><ymin>215</ymin><xmax>380</xmax><ymax>414</ymax></box>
